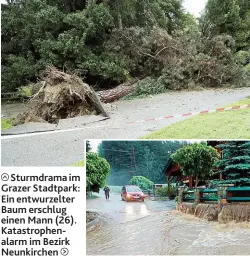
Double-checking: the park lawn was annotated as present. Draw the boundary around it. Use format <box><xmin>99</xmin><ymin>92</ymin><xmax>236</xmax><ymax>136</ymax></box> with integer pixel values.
<box><xmin>141</xmin><ymin>98</ymin><xmax>250</xmax><ymax>139</ymax></box>
<box><xmin>1</xmin><ymin>118</ymin><xmax>13</xmax><ymax>131</ymax></box>
<box><xmin>71</xmin><ymin>160</ymin><xmax>84</xmax><ymax>167</ymax></box>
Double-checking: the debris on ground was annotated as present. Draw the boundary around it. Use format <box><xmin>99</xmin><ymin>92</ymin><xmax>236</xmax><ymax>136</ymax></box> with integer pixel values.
<box><xmin>86</xmin><ymin>211</ymin><xmax>99</xmax><ymax>223</ymax></box>
<box><xmin>13</xmin><ymin>67</ymin><xmax>109</xmax><ymax>125</ymax></box>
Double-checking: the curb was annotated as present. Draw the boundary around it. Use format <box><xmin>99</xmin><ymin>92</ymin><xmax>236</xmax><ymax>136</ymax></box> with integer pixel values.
<box><xmin>127</xmin><ymin>104</ymin><xmax>250</xmax><ymax>124</ymax></box>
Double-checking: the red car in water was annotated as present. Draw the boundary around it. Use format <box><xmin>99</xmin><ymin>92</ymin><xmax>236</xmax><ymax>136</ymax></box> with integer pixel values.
<box><xmin>121</xmin><ymin>185</ymin><xmax>146</xmax><ymax>202</ymax></box>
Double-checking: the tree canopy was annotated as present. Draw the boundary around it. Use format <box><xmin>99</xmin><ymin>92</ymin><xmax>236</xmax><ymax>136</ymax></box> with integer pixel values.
<box><xmin>171</xmin><ymin>143</ymin><xmax>220</xmax><ymax>188</ymax></box>
<box><xmin>129</xmin><ymin>176</ymin><xmax>154</xmax><ymax>190</ymax></box>
<box><xmin>86</xmin><ymin>140</ymin><xmax>92</xmax><ymax>152</ymax></box>
<box><xmin>98</xmin><ymin>140</ymin><xmax>185</xmax><ymax>185</ymax></box>
<box><xmin>86</xmin><ymin>152</ymin><xmax>110</xmax><ymax>192</ymax></box>
<box><xmin>217</xmin><ymin>141</ymin><xmax>250</xmax><ymax>186</ymax></box>
<box><xmin>2</xmin><ymin>0</ymin><xmax>249</xmax><ymax>94</ymax></box>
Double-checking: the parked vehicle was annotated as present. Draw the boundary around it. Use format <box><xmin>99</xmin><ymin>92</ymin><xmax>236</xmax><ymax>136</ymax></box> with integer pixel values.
<box><xmin>121</xmin><ymin>185</ymin><xmax>145</xmax><ymax>202</ymax></box>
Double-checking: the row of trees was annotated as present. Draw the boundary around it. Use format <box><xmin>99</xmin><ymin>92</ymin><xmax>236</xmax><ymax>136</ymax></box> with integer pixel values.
<box><xmin>171</xmin><ymin>141</ymin><xmax>250</xmax><ymax>187</ymax></box>
<box><xmin>2</xmin><ymin>0</ymin><xmax>250</xmax><ymax>94</ymax></box>
<box><xmin>86</xmin><ymin>141</ymin><xmax>250</xmax><ymax>193</ymax></box>
<box><xmin>98</xmin><ymin>140</ymin><xmax>185</xmax><ymax>185</ymax></box>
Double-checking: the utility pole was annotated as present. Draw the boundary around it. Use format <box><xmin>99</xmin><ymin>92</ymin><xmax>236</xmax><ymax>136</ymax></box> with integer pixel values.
<box><xmin>129</xmin><ymin>145</ymin><xmax>137</xmax><ymax>177</ymax></box>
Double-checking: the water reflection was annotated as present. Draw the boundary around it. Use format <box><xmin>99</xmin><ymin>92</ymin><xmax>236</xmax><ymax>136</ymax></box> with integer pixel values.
<box><xmin>140</xmin><ymin>204</ymin><xmax>148</xmax><ymax>215</ymax></box>
<box><xmin>126</xmin><ymin>206</ymin><xmax>133</xmax><ymax>214</ymax></box>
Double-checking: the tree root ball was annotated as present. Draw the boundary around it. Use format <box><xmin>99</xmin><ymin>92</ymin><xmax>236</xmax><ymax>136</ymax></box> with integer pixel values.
<box><xmin>14</xmin><ymin>67</ymin><xmax>108</xmax><ymax>125</ymax></box>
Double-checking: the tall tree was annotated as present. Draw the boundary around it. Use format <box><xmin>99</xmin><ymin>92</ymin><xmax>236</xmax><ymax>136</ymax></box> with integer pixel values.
<box><xmin>86</xmin><ymin>140</ymin><xmax>92</xmax><ymax>152</ymax></box>
<box><xmin>201</xmin><ymin>0</ymin><xmax>241</xmax><ymax>39</ymax></box>
<box><xmin>86</xmin><ymin>152</ymin><xmax>110</xmax><ymax>192</ymax></box>
<box><xmin>171</xmin><ymin>143</ymin><xmax>220</xmax><ymax>188</ymax></box>
<box><xmin>201</xmin><ymin>0</ymin><xmax>250</xmax><ymax>51</ymax></box>
<box><xmin>217</xmin><ymin>141</ymin><xmax>250</xmax><ymax>186</ymax></box>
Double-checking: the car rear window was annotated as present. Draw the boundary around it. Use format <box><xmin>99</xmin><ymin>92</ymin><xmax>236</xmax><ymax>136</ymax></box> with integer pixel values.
<box><xmin>126</xmin><ymin>186</ymin><xmax>141</xmax><ymax>192</ymax></box>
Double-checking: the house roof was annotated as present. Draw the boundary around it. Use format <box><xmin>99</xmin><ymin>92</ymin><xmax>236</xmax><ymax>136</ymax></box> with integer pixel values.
<box><xmin>162</xmin><ymin>158</ymin><xmax>173</xmax><ymax>174</ymax></box>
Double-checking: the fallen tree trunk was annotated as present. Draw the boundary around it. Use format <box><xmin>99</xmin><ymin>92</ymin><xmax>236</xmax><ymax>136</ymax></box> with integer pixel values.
<box><xmin>87</xmin><ymin>87</ymin><xmax>109</xmax><ymax>118</ymax></box>
<box><xmin>98</xmin><ymin>78</ymin><xmax>141</xmax><ymax>103</ymax></box>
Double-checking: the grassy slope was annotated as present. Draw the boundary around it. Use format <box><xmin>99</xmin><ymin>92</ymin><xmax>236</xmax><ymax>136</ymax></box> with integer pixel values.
<box><xmin>1</xmin><ymin>118</ymin><xmax>13</xmax><ymax>131</ymax></box>
<box><xmin>71</xmin><ymin>160</ymin><xmax>84</xmax><ymax>167</ymax></box>
<box><xmin>141</xmin><ymin>98</ymin><xmax>250</xmax><ymax>139</ymax></box>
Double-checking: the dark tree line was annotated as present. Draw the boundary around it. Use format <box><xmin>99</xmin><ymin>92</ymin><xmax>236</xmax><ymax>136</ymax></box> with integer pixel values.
<box><xmin>98</xmin><ymin>140</ymin><xmax>185</xmax><ymax>185</ymax></box>
<box><xmin>2</xmin><ymin>0</ymin><xmax>250</xmax><ymax>94</ymax></box>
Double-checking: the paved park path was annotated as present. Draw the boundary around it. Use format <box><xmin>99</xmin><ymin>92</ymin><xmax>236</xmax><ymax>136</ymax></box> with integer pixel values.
<box><xmin>2</xmin><ymin>88</ymin><xmax>250</xmax><ymax>166</ymax></box>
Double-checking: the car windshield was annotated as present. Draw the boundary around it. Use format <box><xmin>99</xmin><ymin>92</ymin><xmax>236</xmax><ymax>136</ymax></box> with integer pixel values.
<box><xmin>126</xmin><ymin>186</ymin><xmax>141</xmax><ymax>192</ymax></box>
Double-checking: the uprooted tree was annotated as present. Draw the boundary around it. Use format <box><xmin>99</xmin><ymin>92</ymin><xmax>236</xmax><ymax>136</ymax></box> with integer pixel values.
<box><xmin>14</xmin><ymin>67</ymin><xmax>109</xmax><ymax>125</ymax></box>
<box><xmin>2</xmin><ymin>0</ymin><xmax>249</xmax><ymax>100</ymax></box>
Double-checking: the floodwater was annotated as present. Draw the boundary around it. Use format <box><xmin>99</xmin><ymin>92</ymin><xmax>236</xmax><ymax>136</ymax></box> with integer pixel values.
<box><xmin>1</xmin><ymin>102</ymin><xmax>27</xmax><ymax>118</ymax></box>
<box><xmin>87</xmin><ymin>193</ymin><xmax>250</xmax><ymax>255</ymax></box>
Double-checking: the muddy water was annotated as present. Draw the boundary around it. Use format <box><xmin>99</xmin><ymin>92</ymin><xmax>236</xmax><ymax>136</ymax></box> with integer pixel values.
<box><xmin>1</xmin><ymin>102</ymin><xmax>27</xmax><ymax>118</ymax></box>
<box><xmin>87</xmin><ymin>195</ymin><xmax>250</xmax><ymax>255</ymax></box>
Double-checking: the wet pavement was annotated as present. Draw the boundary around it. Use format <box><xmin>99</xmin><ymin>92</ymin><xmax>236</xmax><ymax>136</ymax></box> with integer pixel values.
<box><xmin>87</xmin><ymin>193</ymin><xmax>250</xmax><ymax>255</ymax></box>
<box><xmin>2</xmin><ymin>88</ymin><xmax>250</xmax><ymax>166</ymax></box>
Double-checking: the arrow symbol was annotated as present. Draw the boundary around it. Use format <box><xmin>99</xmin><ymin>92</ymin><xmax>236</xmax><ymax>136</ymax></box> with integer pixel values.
<box><xmin>1</xmin><ymin>173</ymin><xmax>9</xmax><ymax>181</ymax></box>
<box><xmin>60</xmin><ymin>248</ymin><xmax>69</xmax><ymax>256</ymax></box>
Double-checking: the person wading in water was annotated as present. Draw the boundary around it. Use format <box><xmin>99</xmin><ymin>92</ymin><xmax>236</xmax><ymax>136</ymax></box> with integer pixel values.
<box><xmin>104</xmin><ymin>186</ymin><xmax>110</xmax><ymax>200</ymax></box>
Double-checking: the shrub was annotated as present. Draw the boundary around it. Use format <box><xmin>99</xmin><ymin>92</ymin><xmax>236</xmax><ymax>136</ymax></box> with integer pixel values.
<box><xmin>155</xmin><ymin>184</ymin><xmax>177</xmax><ymax>197</ymax></box>
<box><xmin>155</xmin><ymin>187</ymin><xmax>168</xmax><ymax>197</ymax></box>
<box><xmin>86</xmin><ymin>152</ymin><xmax>110</xmax><ymax>193</ymax></box>
<box><xmin>17</xmin><ymin>86</ymin><xmax>33</xmax><ymax>97</ymax></box>
<box><xmin>129</xmin><ymin>176</ymin><xmax>153</xmax><ymax>190</ymax></box>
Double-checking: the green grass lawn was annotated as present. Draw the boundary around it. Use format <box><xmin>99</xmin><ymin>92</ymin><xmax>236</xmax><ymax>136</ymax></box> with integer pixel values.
<box><xmin>1</xmin><ymin>118</ymin><xmax>13</xmax><ymax>131</ymax></box>
<box><xmin>71</xmin><ymin>160</ymin><xmax>84</xmax><ymax>167</ymax></box>
<box><xmin>141</xmin><ymin>98</ymin><xmax>250</xmax><ymax>139</ymax></box>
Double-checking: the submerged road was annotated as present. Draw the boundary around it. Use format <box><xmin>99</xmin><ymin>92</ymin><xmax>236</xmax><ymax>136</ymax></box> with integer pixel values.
<box><xmin>2</xmin><ymin>88</ymin><xmax>250</xmax><ymax>166</ymax></box>
<box><xmin>87</xmin><ymin>193</ymin><xmax>250</xmax><ymax>255</ymax></box>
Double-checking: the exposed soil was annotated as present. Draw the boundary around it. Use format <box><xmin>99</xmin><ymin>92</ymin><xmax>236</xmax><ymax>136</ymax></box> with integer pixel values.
<box><xmin>13</xmin><ymin>67</ymin><xmax>108</xmax><ymax>125</ymax></box>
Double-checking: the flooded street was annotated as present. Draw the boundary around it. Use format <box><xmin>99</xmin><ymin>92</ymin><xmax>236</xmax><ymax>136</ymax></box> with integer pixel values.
<box><xmin>87</xmin><ymin>193</ymin><xmax>250</xmax><ymax>255</ymax></box>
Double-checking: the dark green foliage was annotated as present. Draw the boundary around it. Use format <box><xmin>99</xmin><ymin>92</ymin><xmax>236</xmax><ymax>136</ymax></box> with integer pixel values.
<box><xmin>86</xmin><ymin>140</ymin><xmax>91</xmax><ymax>152</ymax></box>
<box><xmin>217</xmin><ymin>141</ymin><xmax>250</xmax><ymax>186</ymax></box>
<box><xmin>86</xmin><ymin>152</ymin><xmax>110</xmax><ymax>193</ymax></box>
<box><xmin>155</xmin><ymin>187</ymin><xmax>168</xmax><ymax>197</ymax></box>
<box><xmin>171</xmin><ymin>143</ymin><xmax>220</xmax><ymax>188</ymax></box>
<box><xmin>2</xmin><ymin>0</ymin><xmax>249</xmax><ymax>93</ymax></box>
<box><xmin>98</xmin><ymin>140</ymin><xmax>185</xmax><ymax>185</ymax></box>
<box><xmin>201</xmin><ymin>0</ymin><xmax>250</xmax><ymax>51</ymax></box>
<box><xmin>1</xmin><ymin>0</ymin><xmax>184</xmax><ymax>92</ymax></box>
<box><xmin>129</xmin><ymin>176</ymin><xmax>154</xmax><ymax>190</ymax></box>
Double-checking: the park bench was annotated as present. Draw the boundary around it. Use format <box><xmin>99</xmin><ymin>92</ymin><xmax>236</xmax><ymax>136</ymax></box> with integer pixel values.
<box><xmin>226</xmin><ymin>187</ymin><xmax>250</xmax><ymax>202</ymax></box>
